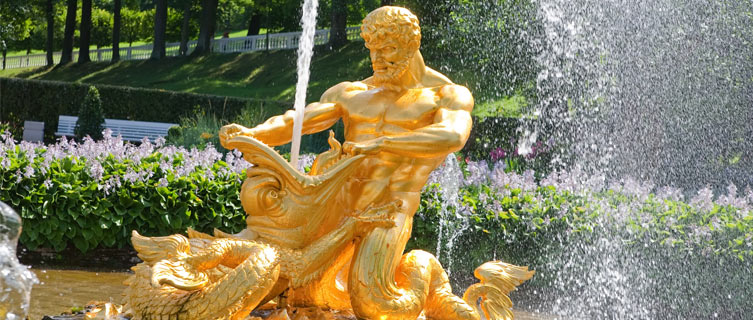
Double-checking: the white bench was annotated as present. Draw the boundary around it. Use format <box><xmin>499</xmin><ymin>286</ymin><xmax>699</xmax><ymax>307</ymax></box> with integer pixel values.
<box><xmin>55</xmin><ymin>115</ymin><xmax>178</xmax><ymax>142</ymax></box>
<box><xmin>22</xmin><ymin>121</ymin><xmax>45</xmax><ymax>142</ymax></box>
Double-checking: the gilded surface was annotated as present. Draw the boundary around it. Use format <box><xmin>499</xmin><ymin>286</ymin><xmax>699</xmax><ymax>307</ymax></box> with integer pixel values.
<box><xmin>123</xmin><ymin>6</ymin><xmax>533</xmax><ymax>320</ymax></box>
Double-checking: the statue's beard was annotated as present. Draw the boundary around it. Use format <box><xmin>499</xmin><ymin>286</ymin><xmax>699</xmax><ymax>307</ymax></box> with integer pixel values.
<box><xmin>372</xmin><ymin>59</ymin><xmax>410</xmax><ymax>87</ymax></box>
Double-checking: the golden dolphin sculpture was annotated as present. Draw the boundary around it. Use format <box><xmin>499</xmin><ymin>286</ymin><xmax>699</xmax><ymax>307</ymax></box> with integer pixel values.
<box><xmin>123</xmin><ymin>133</ymin><xmax>400</xmax><ymax>319</ymax></box>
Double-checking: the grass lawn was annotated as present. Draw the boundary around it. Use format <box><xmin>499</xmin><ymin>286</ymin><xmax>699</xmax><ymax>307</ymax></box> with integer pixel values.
<box><xmin>1</xmin><ymin>42</ymin><xmax>372</xmax><ymax>102</ymax></box>
<box><xmin>0</xmin><ymin>40</ymin><xmax>523</xmax><ymax>116</ymax></box>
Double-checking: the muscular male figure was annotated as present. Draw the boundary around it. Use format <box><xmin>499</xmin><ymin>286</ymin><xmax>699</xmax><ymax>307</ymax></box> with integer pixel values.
<box><xmin>221</xmin><ymin>7</ymin><xmax>478</xmax><ymax>319</ymax></box>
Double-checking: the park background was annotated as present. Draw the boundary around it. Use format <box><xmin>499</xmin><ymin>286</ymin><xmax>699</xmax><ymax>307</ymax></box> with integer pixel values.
<box><xmin>1</xmin><ymin>0</ymin><xmax>752</xmax><ymax>319</ymax></box>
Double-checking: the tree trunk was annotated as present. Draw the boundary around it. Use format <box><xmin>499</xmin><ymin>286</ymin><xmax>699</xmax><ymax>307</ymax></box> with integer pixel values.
<box><xmin>78</xmin><ymin>0</ymin><xmax>92</xmax><ymax>63</ymax></box>
<box><xmin>179</xmin><ymin>1</ymin><xmax>192</xmax><ymax>56</ymax></box>
<box><xmin>2</xmin><ymin>49</ymin><xmax>6</xmax><ymax>70</ymax></box>
<box><xmin>194</xmin><ymin>0</ymin><xmax>218</xmax><ymax>55</ymax></box>
<box><xmin>151</xmin><ymin>0</ymin><xmax>168</xmax><ymax>59</ymax></box>
<box><xmin>246</xmin><ymin>13</ymin><xmax>261</xmax><ymax>36</ymax></box>
<box><xmin>60</xmin><ymin>0</ymin><xmax>77</xmax><ymax>65</ymax></box>
<box><xmin>45</xmin><ymin>0</ymin><xmax>54</xmax><ymax>66</ymax></box>
<box><xmin>330</xmin><ymin>0</ymin><xmax>347</xmax><ymax>49</ymax></box>
<box><xmin>112</xmin><ymin>0</ymin><xmax>122</xmax><ymax>62</ymax></box>
<box><xmin>380</xmin><ymin>0</ymin><xmax>394</xmax><ymax>5</ymax></box>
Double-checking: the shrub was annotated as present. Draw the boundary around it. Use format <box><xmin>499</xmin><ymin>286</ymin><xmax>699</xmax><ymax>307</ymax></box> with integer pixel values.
<box><xmin>167</xmin><ymin>105</ymin><xmax>346</xmax><ymax>156</ymax></box>
<box><xmin>74</xmin><ymin>86</ymin><xmax>105</xmax><ymax>141</ymax></box>
<box><xmin>167</xmin><ymin>108</ymin><xmax>224</xmax><ymax>151</ymax></box>
<box><xmin>0</xmin><ymin>133</ymin><xmax>249</xmax><ymax>253</ymax></box>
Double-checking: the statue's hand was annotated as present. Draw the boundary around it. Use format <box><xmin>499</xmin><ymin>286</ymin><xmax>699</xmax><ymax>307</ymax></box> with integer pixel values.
<box><xmin>219</xmin><ymin>124</ymin><xmax>252</xmax><ymax>148</ymax></box>
<box><xmin>343</xmin><ymin>137</ymin><xmax>386</xmax><ymax>156</ymax></box>
<box><xmin>350</xmin><ymin>200</ymin><xmax>402</xmax><ymax>233</ymax></box>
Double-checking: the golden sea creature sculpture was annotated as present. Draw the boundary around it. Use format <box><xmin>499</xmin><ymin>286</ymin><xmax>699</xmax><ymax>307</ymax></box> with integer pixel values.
<box><xmin>124</xmin><ymin>6</ymin><xmax>533</xmax><ymax>320</ymax></box>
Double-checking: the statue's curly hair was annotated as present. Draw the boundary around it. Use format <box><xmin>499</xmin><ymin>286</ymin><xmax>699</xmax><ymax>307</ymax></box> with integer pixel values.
<box><xmin>361</xmin><ymin>6</ymin><xmax>421</xmax><ymax>49</ymax></box>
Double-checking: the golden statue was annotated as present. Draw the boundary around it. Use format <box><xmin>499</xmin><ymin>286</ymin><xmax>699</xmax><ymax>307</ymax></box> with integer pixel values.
<box><xmin>123</xmin><ymin>6</ymin><xmax>533</xmax><ymax>320</ymax></box>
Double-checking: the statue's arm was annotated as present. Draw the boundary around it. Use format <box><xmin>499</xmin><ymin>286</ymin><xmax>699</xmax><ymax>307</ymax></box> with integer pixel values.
<box><xmin>247</xmin><ymin>101</ymin><xmax>341</xmax><ymax>147</ymax></box>
<box><xmin>346</xmin><ymin>85</ymin><xmax>474</xmax><ymax>158</ymax></box>
<box><xmin>220</xmin><ymin>83</ymin><xmax>350</xmax><ymax>148</ymax></box>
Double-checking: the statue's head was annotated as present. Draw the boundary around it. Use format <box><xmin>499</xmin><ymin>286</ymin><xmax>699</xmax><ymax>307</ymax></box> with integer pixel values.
<box><xmin>361</xmin><ymin>6</ymin><xmax>421</xmax><ymax>84</ymax></box>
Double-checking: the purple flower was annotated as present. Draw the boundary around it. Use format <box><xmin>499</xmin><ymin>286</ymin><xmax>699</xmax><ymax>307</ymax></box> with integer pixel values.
<box><xmin>690</xmin><ymin>186</ymin><xmax>715</xmax><ymax>212</ymax></box>
<box><xmin>464</xmin><ymin>160</ymin><xmax>490</xmax><ymax>186</ymax></box>
<box><xmin>23</xmin><ymin>166</ymin><xmax>34</xmax><ymax>178</ymax></box>
<box><xmin>490</xmin><ymin>148</ymin><xmax>507</xmax><ymax>162</ymax></box>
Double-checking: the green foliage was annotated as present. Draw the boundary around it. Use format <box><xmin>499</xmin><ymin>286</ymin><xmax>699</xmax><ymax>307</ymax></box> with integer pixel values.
<box><xmin>461</xmin><ymin>116</ymin><xmax>555</xmax><ymax>177</ymax></box>
<box><xmin>409</xmin><ymin>180</ymin><xmax>753</xmax><ymax>315</ymax></box>
<box><xmin>1</xmin><ymin>41</ymin><xmax>374</xmax><ymax>101</ymax></box>
<box><xmin>216</xmin><ymin>0</ymin><xmax>254</xmax><ymax>32</ymax></box>
<box><xmin>165</xmin><ymin>104</ymin><xmax>343</xmax><ymax>155</ymax></box>
<box><xmin>91</xmin><ymin>8</ymin><xmax>114</xmax><ymax>48</ymax></box>
<box><xmin>74</xmin><ymin>86</ymin><xmax>106</xmax><ymax>140</ymax></box>
<box><xmin>0</xmin><ymin>77</ymin><xmax>287</xmax><ymax>143</ymax></box>
<box><xmin>0</xmin><ymin>0</ymin><xmax>32</xmax><ymax>46</ymax></box>
<box><xmin>166</xmin><ymin>7</ymin><xmax>199</xmax><ymax>42</ymax></box>
<box><xmin>138</xmin><ymin>8</ymin><xmax>155</xmax><ymax>42</ymax></box>
<box><xmin>120</xmin><ymin>7</ymin><xmax>144</xmax><ymax>45</ymax></box>
<box><xmin>2</xmin><ymin>144</ymin><xmax>246</xmax><ymax>253</ymax></box>
<box><xmin>167</xmin><ymin>107</ymin><xmax>224</xmax><ymax>151</ymax></box>
<box><xmin>401</xmin><ymin>0</ymin><xmax>542</xmax><ymax>105</ymax></box>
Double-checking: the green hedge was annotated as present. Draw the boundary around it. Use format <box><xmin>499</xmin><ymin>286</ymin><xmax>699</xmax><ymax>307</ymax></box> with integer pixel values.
<box><xmin>0</xmin><ymin>77</ymin><xmax>288</xmax><ymax>142</ymax></box>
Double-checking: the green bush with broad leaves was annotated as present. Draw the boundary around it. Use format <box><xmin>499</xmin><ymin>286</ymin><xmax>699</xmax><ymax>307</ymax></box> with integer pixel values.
<box><xmin>0</xmin><ymin>134</ymin><xmax>248</xmax><ymax>253</ymax></box>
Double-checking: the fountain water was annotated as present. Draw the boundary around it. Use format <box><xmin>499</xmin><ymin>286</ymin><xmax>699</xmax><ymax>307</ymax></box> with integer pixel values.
<box><xmin>417</xmin><ymin>0</ymin><xmax>753</xmax><ymax>318</ymax></box>
<box><xmin>529</xmin><ymin>0</ymin><xmax>753</xmax><ymax>189</ymax></box>
<box><xmin>0</xmin><ymin>201</ymin><xmax>38</xmax><ymax>320</ymax></box>
<box><xmin>289</xmin><ymin>0</ymin><xmax>320</xmax><ymax>170</ymax></box>
<box><xmin>431</xmin><ymin>154</ymin><xmax>466</xmax><ymax>280</ymax></box>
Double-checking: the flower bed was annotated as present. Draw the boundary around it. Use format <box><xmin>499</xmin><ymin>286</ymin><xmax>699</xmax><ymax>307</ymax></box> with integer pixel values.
<box><xmin>0</xmin><ymin>131</ymin><xmax>250</xmax><ymax>252</ymax></box>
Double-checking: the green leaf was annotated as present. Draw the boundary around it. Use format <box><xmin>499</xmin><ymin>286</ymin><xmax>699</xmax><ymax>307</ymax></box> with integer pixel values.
<box><xmin>73</xmin><ymin>237</ymin><xmax>89</xmax><ymax>253</ymax></box>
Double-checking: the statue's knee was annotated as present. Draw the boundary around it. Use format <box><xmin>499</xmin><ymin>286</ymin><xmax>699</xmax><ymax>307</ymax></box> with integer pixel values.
<box><xmin>403</xmin><ymin>249</ymin><xmax>434</xmax><ymax>261</ymax></box>
<box><xmin>399</xmin><ymin>250</ymin><xmax>437</xmax><ymax>270</ymax></box>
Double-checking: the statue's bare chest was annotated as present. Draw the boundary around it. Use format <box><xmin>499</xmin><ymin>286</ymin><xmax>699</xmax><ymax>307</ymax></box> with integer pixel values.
<box><xmin>343</xmin><ymin>87</ymin><xmax>440</xmax><ymax>130</ymax></box>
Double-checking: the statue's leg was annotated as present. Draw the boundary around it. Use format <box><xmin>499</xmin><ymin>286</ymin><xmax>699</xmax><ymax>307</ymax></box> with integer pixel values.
<box><xmin>397</xmin><ymin>250</ymin><xmax>479</xmax><ymax>320</ymax></box>
<box><xmin>349</xmin><ymin>191</ymin><xmax>424</xmax><ymax>319</ymax></box>
<box><xmin>348</xmin><ymin>190</ymin><xmax>481</xmax><ymax>320</ymax></box>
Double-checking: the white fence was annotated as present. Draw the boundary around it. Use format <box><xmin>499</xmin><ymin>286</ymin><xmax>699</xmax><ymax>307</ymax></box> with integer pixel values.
<box><xmin>1</xmin><ymin>26</ymin><xmax>361</xmax><ymax>70</ymax></box>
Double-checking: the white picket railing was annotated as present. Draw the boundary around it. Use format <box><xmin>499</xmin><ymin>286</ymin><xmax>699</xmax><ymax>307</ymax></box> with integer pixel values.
<box><xmin>1</xmin><ymin>26</ymin><xmax>361</xmax><ymax>70</ymax></box>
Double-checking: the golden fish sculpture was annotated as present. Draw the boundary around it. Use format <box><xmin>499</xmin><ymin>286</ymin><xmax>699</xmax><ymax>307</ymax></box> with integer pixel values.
<box><xmin>123</xmin><ymin>5</ymin><xmax>534</xmax><ymax>320</ymax></box>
